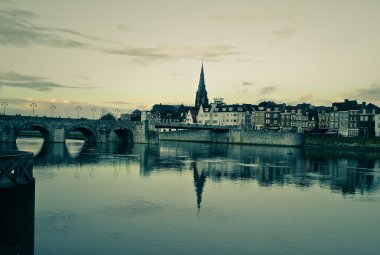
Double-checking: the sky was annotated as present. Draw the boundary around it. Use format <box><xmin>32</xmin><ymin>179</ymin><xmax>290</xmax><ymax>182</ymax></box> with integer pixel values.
<box><xmin>0</xmin><ymin>0</ymin><xmax>379</xmax><ymax>118</ymax></box>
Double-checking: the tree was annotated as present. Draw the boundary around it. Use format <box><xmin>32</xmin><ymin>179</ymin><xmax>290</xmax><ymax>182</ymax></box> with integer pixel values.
<box><xmin>100</xmin><ymin>113</ymin><xmax>116</xmax><ymax>121</ymax></box>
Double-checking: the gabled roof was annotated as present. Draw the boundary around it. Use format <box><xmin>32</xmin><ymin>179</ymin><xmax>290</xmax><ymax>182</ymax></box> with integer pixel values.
<box><xmin>332</xmin><ymin>99</ymin><xmax>359</xmax><ymax>111</ymax></box>
<box><xmin>359</xmin><ymin>103</ymin><xmax>380</xmax><ymax>114</ymax></box>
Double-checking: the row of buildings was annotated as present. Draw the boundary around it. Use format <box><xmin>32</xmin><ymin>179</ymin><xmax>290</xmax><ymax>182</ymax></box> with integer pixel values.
<box><xmin>148</xmin><ymin>64</ymin><xmax>380</xmax><ymax>137</ymax></box>
<box><xmin>151</xmin><ymin>98</ymin><xmax>380</xmax><ymax>137</ymax></box>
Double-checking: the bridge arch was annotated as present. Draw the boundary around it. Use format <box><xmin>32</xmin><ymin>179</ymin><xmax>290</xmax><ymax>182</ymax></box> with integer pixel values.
<box><xmin>111</xmin><ymin>128</ymin><xmax>133</xmax><ymax>143</ymax></box>
<box><xmin>15</xmin><ymin>121</ymin><xmax>52</xmax><ymax>142</ymax></box>
<box><xmin>66</xmin><ymin>124</ymin><xmax>97</xmax><ymax>143</ymax></box>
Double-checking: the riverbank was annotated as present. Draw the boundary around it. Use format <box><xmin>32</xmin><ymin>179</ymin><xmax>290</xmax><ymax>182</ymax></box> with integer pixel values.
<box><xmin>159</xmin><ymin>129</ymin><xmax>304</xmax><ymax>146</ymax></box>
<box><xmin>305</xmin><ymin>135</ymin><xmax>380</xmax><ymax>150</ymax></box>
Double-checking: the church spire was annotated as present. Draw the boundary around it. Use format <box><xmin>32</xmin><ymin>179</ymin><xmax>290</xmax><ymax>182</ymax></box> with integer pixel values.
<box><xmin>199</xmin><ymin>62</ymin><xmax>205</xmax><ymax>89</ymax></box>
<box><xmin>195</xmin><ymin>62</ymin><xmax>209</xmax><ymax>108</ymax></box>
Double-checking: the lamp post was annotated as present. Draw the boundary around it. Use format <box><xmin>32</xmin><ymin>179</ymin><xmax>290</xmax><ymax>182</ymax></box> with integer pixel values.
<box><xmin>91</xmin><ymin>108</ymin><xmax>96</xmax><ymax>120</ymax></box>
<box><xmin>1</xmin><ymin>101</ymin><xmax>7</xmax><ymax>115</ymax></box>
<box><xmin>30</xmin><ymin>101</ymin><xmax>37</xmax><ymax>116</ymax></box>
<box><xmin>75</xmin><ymin>105</ymin><xmax>82</xmax><ymax>119</ymax></box>
<box><xmin>115</xmin><ymin>108</ymin><xmax>120</xmax><ymax>119</ymax></box>
<box><xmin>50</xmin><ymin>104</ymin><xmax>56</xmax><ymax>118</ymax></box>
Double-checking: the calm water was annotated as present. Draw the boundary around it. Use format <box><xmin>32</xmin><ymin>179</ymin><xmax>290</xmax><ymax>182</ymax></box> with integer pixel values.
<box><xmin>2</xmin><ymin>137</ymin><xmax>380</xmax><ymax>255</ymax></box>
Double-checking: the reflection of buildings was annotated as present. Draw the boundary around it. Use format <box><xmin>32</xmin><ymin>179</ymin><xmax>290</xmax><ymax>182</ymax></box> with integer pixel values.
<box><xmin>9</xmin><ymin>138</ymin><xmax>380</xmax><ymax>212</ymax></box>
<box><xmin>138</xmin><ymin>141</ymin><xmax>380</xmax><ymax>200</ymax></box>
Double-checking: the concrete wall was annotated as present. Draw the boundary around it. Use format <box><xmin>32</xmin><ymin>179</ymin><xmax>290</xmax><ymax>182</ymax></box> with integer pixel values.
<box><xmin>159</xmin><ymin>129</ymin><xmax>304</xmax><ymax>146</ymax></box>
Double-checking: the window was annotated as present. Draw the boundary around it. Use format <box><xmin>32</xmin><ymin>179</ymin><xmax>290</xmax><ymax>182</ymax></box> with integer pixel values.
<box><xmin>273</xmin><ymin>114</ymin><xmax>278</xmax><ymax>118</ymax></box>
<box><xmin>265</xmin><ymin>119</ymin><xmax>270</xmax><ymax>124</ymax></box>
<box><xmin>274</xmin><ymin>120</ymin><xmax>277</xmax><ymax>125</ymax></box>
<box><xmin>265</xmin><ymin>113</ymin><xmax>270</xmax><ymax>118</ymax></box>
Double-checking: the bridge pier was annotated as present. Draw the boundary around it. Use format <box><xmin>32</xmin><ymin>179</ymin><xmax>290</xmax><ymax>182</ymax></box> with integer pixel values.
<box><xmin>133</xmin><ymin>121</ymin><xmax>158</xmax><ymax>144</ymax></box>
<box><xmin>0</xmin><ymin>121</ymin><xmax>15</xmax><ymax>143</ymax></box>
<box><xmin>48</xmin><ymin>126</ymin><xmax>66</xmax><ymax>143</ymax></box>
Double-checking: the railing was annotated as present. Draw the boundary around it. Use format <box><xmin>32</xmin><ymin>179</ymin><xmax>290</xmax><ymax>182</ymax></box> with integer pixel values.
<box><xmin>0</xmin><ymin>150</ymin><xmax>34</xmax><ymax>188</ymax></box>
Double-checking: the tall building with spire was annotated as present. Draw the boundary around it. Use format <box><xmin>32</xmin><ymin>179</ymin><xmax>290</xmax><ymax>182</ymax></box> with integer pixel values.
<box><xmin>195</xmin><ymin>63</ymin><xmax>209</xmax><ymax>108</ymax></box>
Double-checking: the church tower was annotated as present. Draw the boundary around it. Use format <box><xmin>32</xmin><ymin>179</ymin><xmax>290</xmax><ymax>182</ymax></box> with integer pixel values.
<box><xmin>195</xmin><ymin>63</ymin><xmax>209</xmax><ymax>108</ymax></box>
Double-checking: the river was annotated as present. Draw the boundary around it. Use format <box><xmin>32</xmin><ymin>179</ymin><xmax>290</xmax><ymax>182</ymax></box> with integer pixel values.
<box><xmin>2</xmin><ymin>137</ymin><xmax>380</xmax><ymax>255</ymax></box>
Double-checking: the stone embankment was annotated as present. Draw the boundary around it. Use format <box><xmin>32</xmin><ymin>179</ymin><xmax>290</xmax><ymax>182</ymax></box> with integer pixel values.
<box><xmin>159</xmin><ymin>129</ymin><xmax>304</xmax><ymax>147</ymax></box>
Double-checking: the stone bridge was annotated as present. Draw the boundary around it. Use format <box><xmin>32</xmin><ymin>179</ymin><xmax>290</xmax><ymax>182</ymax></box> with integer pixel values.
<box><xmin>0</xmin><ymin>115</ymin><xmax>158</xmax><ymax>144</ymax></box>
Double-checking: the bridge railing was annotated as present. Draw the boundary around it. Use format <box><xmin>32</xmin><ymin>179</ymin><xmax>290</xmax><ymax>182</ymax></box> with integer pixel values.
<box><xmin>0</xmin><ymin>150</ymin><xmax>34</xmax><ymax>188</ymax></box>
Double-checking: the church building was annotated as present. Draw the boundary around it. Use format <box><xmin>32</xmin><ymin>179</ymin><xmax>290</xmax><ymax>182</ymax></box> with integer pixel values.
<box><xmin>194</xmin><ymin>63</ymin><xmax>209</xmax><ymax>108</ymax></box>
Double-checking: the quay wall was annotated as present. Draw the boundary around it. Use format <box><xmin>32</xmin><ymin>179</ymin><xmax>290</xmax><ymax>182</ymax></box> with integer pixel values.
<box><xmin>159</xmin><ymin>129</ymin><xmax>304</xmax><ymax>146</ymax></box>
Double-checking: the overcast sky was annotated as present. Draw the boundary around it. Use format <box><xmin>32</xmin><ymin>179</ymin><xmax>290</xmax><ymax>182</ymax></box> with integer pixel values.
<box><xmin>1</xmin><ymin>0</ymin><xmax>379</xmax><ymax>118</ymax></box>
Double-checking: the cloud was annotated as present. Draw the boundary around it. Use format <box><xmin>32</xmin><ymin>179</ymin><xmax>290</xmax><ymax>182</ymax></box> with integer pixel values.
<box><xmin>117</xmin><ymin>25</ymin><xmax>129</xmax><ymax>31</ymax></box>
<box><xmin>0</xmin><ymin>71</ymin><xmax>98</xmax><ymax>91</ymax></box>
<box><xmin>242</xmin><ymin>81</ymin><xmax>255</xmax><ymax>86</ymax></box>
<box><xmin>0</xmin><ymin>9</ymin><xmax>106</xmax><ymax>48</ymax></box>
<box><xmin>210</xmin><ymin>13</ymin><xmax>295</xmax><ymax>24</ymax></box>
<box><xmin>103</xmin><ymin>44</ymin><xmax>242</xmax><ymax>62</ymax></box>
<box><xmin>297</xmin><ymin>93</ymin><xmax>313</xmax><ymax>102</ymax></box>
<box><xmin>259</xmin><ymin>86</ymin><xmax>276</xmax><ymax>95</ymax></box>
<box><xmin>273</xmin><ymin>26</ymin><xmax>297</xmax><ymax>39</ymax></box>
<box><xmin>103</xmin><ymin>101</ymin><xmax>136</xmax><ymax>105</ymax></box>
<box><xmin>354</xmin><ymin>83</ymin><xmax>380</xmax><ymax>102</ymax></box>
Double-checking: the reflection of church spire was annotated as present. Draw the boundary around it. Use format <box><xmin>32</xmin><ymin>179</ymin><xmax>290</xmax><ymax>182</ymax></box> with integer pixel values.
<box><xmin>193</xmin><ymin>163</ymin><xmax>207</xmax><ymax>210</ymax></box>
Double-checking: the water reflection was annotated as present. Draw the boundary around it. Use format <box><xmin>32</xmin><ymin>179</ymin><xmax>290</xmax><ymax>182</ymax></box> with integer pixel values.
<box><xmin>4</xmin><ymin>139</ymin><xmax>380</xmax><ymax>199</ymax></box>
<box><xmin>2</xmin><ymin>139</ymin><xmax>380</xmax><ymax>255</ymax></box>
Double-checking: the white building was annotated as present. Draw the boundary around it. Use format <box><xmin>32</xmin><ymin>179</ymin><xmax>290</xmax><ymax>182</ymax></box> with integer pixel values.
<box><xmin>374</xmin><ymin>114</ymin><xmax>380</xmax><ymax>137</ymax></box>
<box><xmin>197</xmin><ymin>100</ymin><xmax>254</xmax><ymax>127</ymax></box>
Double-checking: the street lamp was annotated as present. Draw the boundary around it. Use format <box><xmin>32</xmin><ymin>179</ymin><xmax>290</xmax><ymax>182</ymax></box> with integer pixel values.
<box><xmin>1</xmin><ymin>101</ymin><xmax>8</xmax><ymax>115</ymax></box>
<box><xmin>75</xmin><ymin>105</ymin><xmax>82</xmax><ymax>119</ymax></box>
<box><xmin>50</xmin><ymin>104</ymin><xmax>56</xmax><ymax>118</ymax></box>
<box><xmin>91</xmin><ymin>108</ymin><xmax>96</xmax><ymax>120</ymax></box>
<box><xmin>30</xmin><ymin>101</ymin><xmax>37</xmax><ymax>116</ymax></box>
<box><xmin>115</xmin><ymin>108</ymin><xmax>120</xmax><ymax>119</ymax></box>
